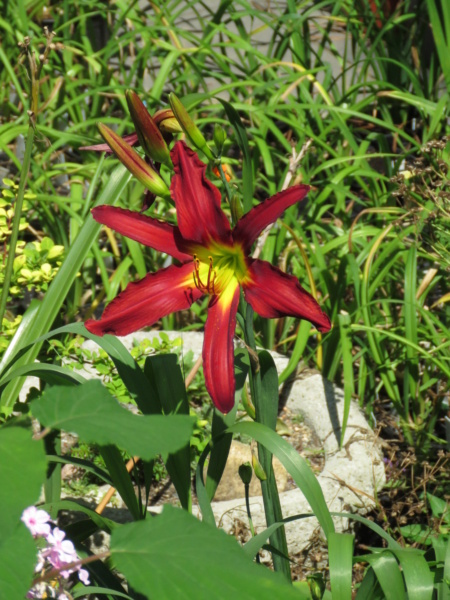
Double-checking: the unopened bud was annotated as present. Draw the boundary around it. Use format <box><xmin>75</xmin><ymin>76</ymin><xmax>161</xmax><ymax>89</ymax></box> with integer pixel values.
<box><xmin>230</xmin><ymin>194</ymin><xmax>244</xmax><ymax>223</ymax></box>
<box><xmin>98</xmin><ymin>123</ymin><xmax>170</xmax><ymax>198</ymax></box>
<box><xmin>126</xmin><ymin>90</ymin><xmax>172</xmax><ymax>167</ymax></box>
<box><xmin>238</xmin><ymin>462</ymin><xmax>252</xmax><ymax>486</ymax></box>
<box><xmin>153</xmin><ymin>109</ymin><xmax>182</xmax><ymax>134</ymax></box>
<box><xmin>251</xmin><ymin>452</ymin><xmax>267</xmax><ymax>481</ymax></box>
<box><xmin>169</xmin><ymin>93</ymin><xmax>215</xmax><ymax>160</ymax></box>
<box><xmin>307</xmin><ymin>574</ymin><xmax>325</xmax><ymax>600</ymax></box>
<box><xmin>213</xmin><ymin>124</ymin><xmax>226</xmax><ymax>154</ymax></box>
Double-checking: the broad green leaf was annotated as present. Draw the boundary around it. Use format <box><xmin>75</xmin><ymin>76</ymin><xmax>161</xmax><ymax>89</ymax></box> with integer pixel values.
<box><xmin>31</xmin><ymin>380</ymin><xmax>195</xmax><ymax>460</ymax></box>
<box><xmin>0</xmin><ymin>524</ymin><xmax>37</xmax><ymax>600</ymax></box>
<box><xmin>0</xmin><ymin>426</ymin><xmax>47</xmax><ymax>538</ymax></box>
<box><xmin>111</xmin><ymin>505</ymin><xmax>302</xmax><ymax>600</ymax></box>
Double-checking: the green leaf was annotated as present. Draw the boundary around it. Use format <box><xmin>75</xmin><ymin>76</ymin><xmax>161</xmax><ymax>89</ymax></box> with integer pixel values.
<box><xmin>370</xmin><ymin>552</ymin><xmax>406</xmax><ymax>600</ymax></box>
<box><xmin>219</xmin><ymin>98</ymin><xmax>254</xmax><ymax>212</ymax></box>
<box><xmin>144</xmin><ymin>354</ymin><xmax>191</xmax><ymax>511</ymax></box>
<box><xmin>206</xmin><ymin>348</ymin><xmax>249</xmax><ymax>500</ymax></box>
<box><xmin>329</xmin><ymin>532</ymin><xmax>354</xmax><ymax>600</ymax></box>
<box><xmin>111</xmin><ymin>505</ymin><xmax>302</xmax><ymax>600</ymax></box>
<box><xmin>31</xmin><ymin>380</ymin><xmax>195</xmax><ymax>460</ymax></box>
<box><xmin>229</xmin><ymin>420</ymin><xmax>334</xmax><ymax>538</ymax></box>
<box><xmin>337</xmin><ymin>313</ymin><xmax>353</xmax><ymax>447</ymax></box>
<box><xmin>0</xmin><ymin>524</ymin><xmax>37</xmax><ymax>600</ymax></box>
<box><xmin>0</xmin><ymin>426</ymin><xmax>47</xmax><ymax>538</ymax></box>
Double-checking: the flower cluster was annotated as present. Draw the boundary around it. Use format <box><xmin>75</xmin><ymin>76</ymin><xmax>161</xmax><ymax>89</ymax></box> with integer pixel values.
<box><xmin>21</xmin><ymin>506</ymin><xmax>90</xmax><ymax>599</ymax></box>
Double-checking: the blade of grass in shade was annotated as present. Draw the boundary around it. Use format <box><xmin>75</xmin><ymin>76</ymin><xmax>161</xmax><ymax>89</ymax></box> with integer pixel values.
<box><xmin>403</xmin><ymin>246</ymin><xmax>419</xmax><ymax>419</ymax></box>
<box><xmin>350</xmin><ymin>325</ymin><xmax>450</xmax><ymax>378</ymax></box>
<box><xmin>338</xmin><ymin>313</ymin><xmax>354</xmax><ymax>448</ymax></box>
<box><xmin>355</xmin><ymin>566</ymin><xmax>385</xmax><ymax>600</ymax></box>
<box><xmin>229</xmin><ymin>421</ymin><xmax>334</xmax><ymax>538</ymax></box>
<box><xmin>219</xmin><ymin>99</ymin><xmax>254</xmax><ymax>213</ymax></box>
<box><xmin>436</xmin><ymin>536</ymin><xmax>450</xmax><ymax>600</ymax></box>
<box><xmin>0</xmin><ymin>363</ymin><xmax>86</xmax><ymax>393</ymax></box>
<box><xmin>278</xmin><ymin>320</ymin><xmax>312</xmax><ymax>384</ymax></box>
<box><xmin>72</xmin><ymin>588</ymin><xmax>133</xmax><ymax>600</ymax></box>
<box><xmin>426</xmin><ymin>0</ymin><xmax>450</xmax><ymax>91</ymax></box>
<box><xmin>98</xmin><ymin>445</ymin><xmax>141</xmax><ymax>521</ymax></box>
<box><xmin>328</xmin><ymin>532</ymin><xmax>354</xmax><ymax>600</ymax></box>
<box><xmin>369</xmin><ymin>552</ymin><xmax>407</xmax><ymax>600</ymax></box>
<box><xmin>206</xmin><ymin>348</ymin><xmax>248</xmax><ymax>500</ymax></box>
<box><xmin>144</xmin><ymin>354</ymin><xmax>191</xmax><ymax>511</ymax></box>
<box><xmin>47</xmin><ymin>456</ymin><xmax>112</xmax><ymax>486</ymax></box>
<box><xmin>0</xmin><ymin>165</ymin><xmax>132</xmax><ymax>409</ymax></box>
<box><xmin>195</xmin><ymin>440</ymin><xmax>217</xmax><ymax>527</ymax></box>
<box><xmin>254</xmin><ymin>350</ymin><xmax>290</xmax><ymax>579</ymax></box>
<box><xmin>361</xmin><ymin>228</ymin><xmax>402</xmax><ymax>407</ymax></box>
<box><xmin>331</xmin><ymin>513</ymin><xmax>401</xmax><ymax>549</ymax></box>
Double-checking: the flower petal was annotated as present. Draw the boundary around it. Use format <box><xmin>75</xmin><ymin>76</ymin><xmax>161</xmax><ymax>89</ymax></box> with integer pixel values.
<box><xmin>233</xmin><ymin>185</ymin><xmax>310</xmax><ymax>252</ymax></box>
<box><xmin>242</xmin><ymin>259</ymin><xmax>331</xmax><ymax>333</ymax></box>
<box><xmin>91</xmin><ymin>206</ymin><xmax>192</xmax><ymax>262</ymax></box>
<box><xmin>203</xmin><ymin>282</ymin><xmax>240</xmax><ymax>414</ymax></box>
<box><xmin>170</xmin><ymin>141</ymin><xmax>232</xmax><ymax>246</ymax></box>
<box><xmin>85</xmin><ymin>263</ymin><xmax>202</xmax><ymax>336</ymax></box>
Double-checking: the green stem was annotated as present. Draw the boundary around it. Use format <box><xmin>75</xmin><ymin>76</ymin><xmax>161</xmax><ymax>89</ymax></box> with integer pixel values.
<box><xmin>242</xmin><ymin>298</ymin><xmax>291</xmax><ymax>580</ymax></box>
<box><xmin>0</xmin><ymin>123</ymin><xmax>35</xmax><ymax>327</ymax></box>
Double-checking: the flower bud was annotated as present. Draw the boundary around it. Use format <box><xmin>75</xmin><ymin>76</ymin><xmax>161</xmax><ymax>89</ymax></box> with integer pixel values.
<box><xmin>98</xmin><ymin>123</ymin><xmax>170</xmax><ymax>198</ymax></box>
<box><xmin>238</xmin><ymin>462</ymin><xmax>253</xmax><ymax>486</ymax></box>
<box><xmin>307</xmin><ymin>574</ymin><xmax>325</xmax><ymax>600</ymax></box>
<box><xmin>251</xmin><ymin>451</ymin><xmax>267</xmax><ymax>481</ymax></box>
<box><xmin>230</xmin><ymin>194</ymin><xmax>244</xmax><ymax>224</ymax></box>
<box><xmin>153</xmin><ymin>109</ymin><xmax>182</xmax><ymax>133</ymax></box>
<box><xmin>213</xmin><ymin>124</ymin><xmax>226</xmax><ymax>153</ymax></box>
<box><xmin>125</xmin><ymin>90</ymin><xmax>172</xmax><ymax>167</ymax></box>
<box><xmin>169</xmin><ymin>93</ymin><xmax>215</xmax><ymax>160</ymax></box>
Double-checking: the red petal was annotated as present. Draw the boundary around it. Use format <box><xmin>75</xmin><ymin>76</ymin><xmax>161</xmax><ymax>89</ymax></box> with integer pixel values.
<box><xmin>170</xmin><ymin>141</ymin><xmax>232</xmax><ymax>246</ymax></box>
<box><xmin>80</xmin><ymin>133</ymin><xmax>139</xmax><ymax>153</ymax></box>
<box><xmin>85</xmin><ymin>263</ymin><xmax>202</xmax><ymax>336</ymax></box>
<box><xmin>91</xmin><ymin>206</ymin><xmax>192</xmax><ymax>262</ymax></box>
<box><xmin>233</xmin><ymin>185</ymin><xmax>310</xmax><ymax>252</ymax></box>
<box><xmin>242</xmin><ymin>259</ymin><xmax>331</xmax><ymax>333</ymax></box>
<box><xmin>203</xmin><ymin>283</ymin><xmax>240</xmax><ymax>414</ymax></box>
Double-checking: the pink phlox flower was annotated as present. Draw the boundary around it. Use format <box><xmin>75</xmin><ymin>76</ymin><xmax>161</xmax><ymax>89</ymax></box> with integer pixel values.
<box><xmin>46</xmin><ymin>527</ymin><xmax>78</xmax><ymax>570</ymax></box>
<box><xmin>21</xmin><ymin>506</ymin><xmax>51</xmax><ymax>538</ymax></box>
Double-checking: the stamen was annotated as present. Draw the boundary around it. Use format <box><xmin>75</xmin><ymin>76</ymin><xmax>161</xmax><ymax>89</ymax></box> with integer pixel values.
<box><xmin>192</xmin><ymin>255</ymin><xmax>217</xmax><ymax>295</ymax></box>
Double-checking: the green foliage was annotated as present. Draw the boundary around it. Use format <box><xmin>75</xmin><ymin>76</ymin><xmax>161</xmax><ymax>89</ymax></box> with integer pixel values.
<box><xmin>1</xmin><ymin>0</ymin><xmax>450</xmax><ymax>596</ymax></box>
<box><xmin>110</xmin><ymin>505</ymin><xmax>302</xmax><ymax>600</ymax></box>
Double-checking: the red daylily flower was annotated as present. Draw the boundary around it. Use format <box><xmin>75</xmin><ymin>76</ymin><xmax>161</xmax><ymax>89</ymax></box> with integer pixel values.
<box><xmin>85</xmin><ymin>141</ymin><xmax>331</xmax><ymax>413</ymax></box>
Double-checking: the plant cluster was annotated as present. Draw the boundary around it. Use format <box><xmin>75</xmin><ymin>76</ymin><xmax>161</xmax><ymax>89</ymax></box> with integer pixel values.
<box><xmin>1</xmin><ymin>0</ymin><xmax>449</xmax><ymax>598</ymax></box>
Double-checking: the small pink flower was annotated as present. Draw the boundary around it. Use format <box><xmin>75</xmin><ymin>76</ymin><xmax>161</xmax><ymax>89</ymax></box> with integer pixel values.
<box><xmin>21</xmin><ymin>506</ymin><xmax>51</xmax><ymax>538</ymax></box>
<box><xmin>46</xmin><ymin>527</ymin><xmax>77</xmax><ymax>568</ymax></box>
<box><xmin>79</xmin><ymin>568</ymin><xmax>90</xmax><ymax>585</ymax></box>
